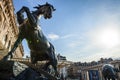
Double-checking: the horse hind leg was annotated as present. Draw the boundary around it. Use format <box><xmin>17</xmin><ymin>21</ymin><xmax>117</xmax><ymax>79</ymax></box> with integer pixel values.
<box><xmin>104</xmin><ymin>76</ymin><xmax>107</xmax><ymax>80</ymax></box>
<box><xmin>44</xmin><ymin>56</ymin><xmax>58</xmax><ymax>73</ymax></box>
<box><xmin>111</xmin><ymin>76</ymin><xmax>116</xmax><ymax>80</ymax></box>
<box><xmin>50</xmin><ymin>56</ymin><xmax>59</xmax><ymax>76</ymax></box>
<box><xmin>43</xmin><ymin>61</ymin><xmax>51</xmax><ymax>71</ymax></box>
<box><xmin>46</xmin><ymin>53</ymin><xmax>58</xmax><ymax>76</ymax></box>
<box><xmin>47</xmin><ymin>44</ymin><xmax>58</xmax><ymax>76</ymax></box>
<box><xmin>108</xmin><ymin>77</ymin><xmax>112</xmax><ymax>80</ymax></box>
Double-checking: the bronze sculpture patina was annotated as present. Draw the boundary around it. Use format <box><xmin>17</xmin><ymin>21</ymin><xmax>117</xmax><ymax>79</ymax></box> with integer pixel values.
<box><xmin>3</xmin><ymin>2</ymin><xmax>58</xmax><ymax>76</ymax></box>
<box><xmin>102</xmin><ymin>64</ymin><xmax>119</xmax><ymax>80</ymax></box>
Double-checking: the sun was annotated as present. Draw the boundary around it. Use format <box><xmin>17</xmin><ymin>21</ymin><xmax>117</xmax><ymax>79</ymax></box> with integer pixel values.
<box><xmin>96</xmin><ymin>28</ymin><xmax>120</xmax><ymax>48</ymax></box>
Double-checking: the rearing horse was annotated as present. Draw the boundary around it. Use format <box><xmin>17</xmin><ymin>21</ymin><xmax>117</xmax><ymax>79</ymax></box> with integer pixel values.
<box><xmin>3</xmin><ymin>2</ymin><xmax>58</xmax><ymax>76</ymax></box>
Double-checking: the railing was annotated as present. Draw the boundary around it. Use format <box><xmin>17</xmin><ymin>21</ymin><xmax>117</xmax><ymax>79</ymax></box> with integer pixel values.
<box><xmin>11</xmin><ymin>58</ymin><xmax>31</xmax><ymax>62</ymax></box>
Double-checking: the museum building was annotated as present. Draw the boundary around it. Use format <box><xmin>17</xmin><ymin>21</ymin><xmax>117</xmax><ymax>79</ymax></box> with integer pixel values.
<box><xmin>0</xmin><ymin>0</ymin><xmax>24</xmax><ymax>59</ymax></box>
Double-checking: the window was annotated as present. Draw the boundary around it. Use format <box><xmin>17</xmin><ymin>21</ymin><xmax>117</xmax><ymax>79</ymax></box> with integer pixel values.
<box><xmin>0</xmin><ymin>6</ymin><xmax>3</xmax><ymax>22</ymax></box>
<box><xmin>0</xmin><ymin>6</ymin><xmax>2</xmax><ymax>11</ymax></box>
<box><xmin>0</xmin><ymin>14</ymin><xmax>2</xmax><ymax>22</ymax></box>
<box><xmin>7</xmin><ymin>40</ymin><xmax>10</xmax><ymax>49</ymax></box>
<box><xmin>4</xmin><ymin>35</ymin><xmax>7</xmax><ymax>42</ymax></box>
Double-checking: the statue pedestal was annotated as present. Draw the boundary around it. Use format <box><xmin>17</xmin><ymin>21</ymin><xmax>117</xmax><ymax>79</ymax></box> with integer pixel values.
<box><xmin>0</xmin><ymin>61</ymin><xmax>49</xmax><ymax>80</ymax></box>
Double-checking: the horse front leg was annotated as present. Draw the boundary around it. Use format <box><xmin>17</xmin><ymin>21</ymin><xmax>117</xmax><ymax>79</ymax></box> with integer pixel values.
<box><xmin>2</xmin><ymin>35</ymin><xmax>23</xmax><ymax>61</ymax></box>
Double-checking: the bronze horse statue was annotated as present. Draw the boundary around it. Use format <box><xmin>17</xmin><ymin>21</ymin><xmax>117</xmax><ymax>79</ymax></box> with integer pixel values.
<box><xmin>3</xmin><ymin>2</ymin><xmax>58</xmax><ymax>76</ymax></box>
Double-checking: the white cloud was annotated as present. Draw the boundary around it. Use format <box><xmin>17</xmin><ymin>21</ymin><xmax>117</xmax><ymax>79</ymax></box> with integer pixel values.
<box><xmin>68</xmin><ymin>41</ymin><xmax>81</xmax><ymax>48</ymax></box>
<box><xmin>26</xmin><ymin>0</ymin><xmax>35</xmax><ymax>6</ymax></box>
<box><xmin>66</xmin><ymin>24</ymin><xmax>120</xmax><ymax>62</ymax></box>
<box><xmin>68</xmin><ymin>43</ymin><xmax>77</xmax><ymax>48</ymax></box>
<box><xmin>47</xmin><ymin>33</ymin><xmax>78</xmax><ymax>41</ymax></box>
<box><xmin>61</xmin><ymin>34</ymin><xmax>76</xmax><ymax>39</ymax></box>
<box><xmin>47</xmin><ymin>33</ymin><xmax>60</xmax><ymax>40</ymax></box>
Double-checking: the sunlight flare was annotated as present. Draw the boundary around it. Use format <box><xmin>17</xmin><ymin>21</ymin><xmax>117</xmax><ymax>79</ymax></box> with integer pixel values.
<box><xmin>96</xmin><ymin>27</ymin><xmax>120</xmax><ymax>48</ymax></box>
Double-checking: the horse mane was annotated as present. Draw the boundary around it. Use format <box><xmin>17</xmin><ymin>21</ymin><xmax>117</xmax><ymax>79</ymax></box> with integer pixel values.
<box><xmin>33</xmin><ymin>2</ymin><xmax>56</xmax><ymax>11</ymax></box>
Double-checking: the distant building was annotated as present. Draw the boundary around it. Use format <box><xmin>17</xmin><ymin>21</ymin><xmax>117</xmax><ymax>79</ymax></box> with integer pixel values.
<box><xmin>57</xmin><ymin>54</ymin><xmax>67</xmax><ymax>61</ymax></box>
<box><xmin>0</xmin><ymin>0</ymin><xmax>24</xmax><ymax>59</ymax></box>
<box><xmin>67</xmin><ymin>58</ymin><xmax>120</xmax><ymax>80</ymax></box>
<box><xmin>57</xmin><ymin>54</ymin><xmax>72</xmax><ymax>79</ymax></box>
<box><xmin>58</xmin><ymin>60</ymin><xmax>72</xmax><ymax>80</ymax></box>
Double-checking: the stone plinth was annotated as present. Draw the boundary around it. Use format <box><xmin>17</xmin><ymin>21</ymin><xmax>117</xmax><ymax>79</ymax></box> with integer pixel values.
<box><xmin>0</xmin><ymin>61</ymin><xmax>47</xmax><ymax>80</ymax></box>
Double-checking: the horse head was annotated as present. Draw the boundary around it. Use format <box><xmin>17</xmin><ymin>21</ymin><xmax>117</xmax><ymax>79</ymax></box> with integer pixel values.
<box><xmin>33</xmin><ymin>2</ymin><xmax>56</xmax><ymax>19</ymax></box>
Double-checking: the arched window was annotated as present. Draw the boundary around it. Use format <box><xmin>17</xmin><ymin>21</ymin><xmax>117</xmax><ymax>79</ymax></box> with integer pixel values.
<box><xmin>0</xmin><ymin>14</ymin><xmax>2</xmax><ymax>22</ymax></box>
<box><xmin>0</xmin><ymin>6</ymin><xmax>2</xmax><ymax>22</ymax></box>
<box><xmin>4</xmin><ymin>35</ymin><xmax>7</xmax><ymax>42</ymax></box>
<box><xmin>7</xmin><ymin>40</ymin><xmax>10</xmax><ymax>49</ymax></box>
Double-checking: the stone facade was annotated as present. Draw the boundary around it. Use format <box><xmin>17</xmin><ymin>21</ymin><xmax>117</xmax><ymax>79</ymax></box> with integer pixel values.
<box><xmin>0</xmin><ymin>0</ymin><xmax>24</xmax><ymax>59</ymax></box>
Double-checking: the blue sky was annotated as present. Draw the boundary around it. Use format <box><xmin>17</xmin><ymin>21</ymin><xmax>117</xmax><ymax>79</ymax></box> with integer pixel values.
<box><xmin>13</xmin><ymin>0</ymin><xmax>120</xmax><ymax>62</ymax></box>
